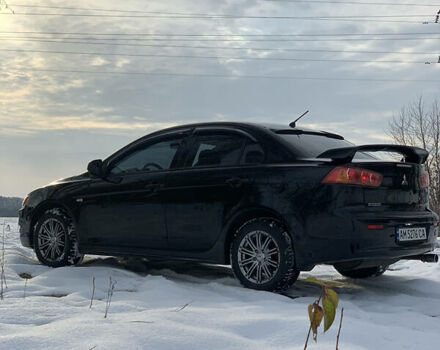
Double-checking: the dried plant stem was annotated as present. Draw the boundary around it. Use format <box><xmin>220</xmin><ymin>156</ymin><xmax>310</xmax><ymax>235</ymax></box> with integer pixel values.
<box><xmin>104</xmin><ymin>276</ymin><xmax>116</xmax><ymax>318</ymax></box>
<box><xmin>24</xmin><ymin>279</ymin><xmax>28</xmax><ymax>299</ymax></box>
<box><xmin>174</xmin><ymin>301</ymin><xmax>193</xmax><ymax>312</ymax></box>
<box><xmin>304</xmin><ymin>326</ymin><xmax>312</xmax><ymax>350</ymax></box>
<box><xmin>1</xmin><ymin>220</ymin><xmax>7</xmax><ymax>300</ymax></box>
<box><xmin>90</xmin><ymin>277</ymin><xmax>95</xmax><ymax>309</ymax></box>
<box><xmin>336</xmin><ymin>308</ymin><xmax>344</xmax><ymax>350</ymax></box>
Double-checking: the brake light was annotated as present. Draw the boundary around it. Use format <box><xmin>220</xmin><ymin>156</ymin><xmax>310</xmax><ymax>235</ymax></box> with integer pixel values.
<box><xmin>322</xmin><ymin>166</ymin><xmax>383</xmax><ymax>187</ymax></box>
<box><xmin>418</xmin><ymin>172</ymin><xmax>429</xmax><ymax>188</ymax></box>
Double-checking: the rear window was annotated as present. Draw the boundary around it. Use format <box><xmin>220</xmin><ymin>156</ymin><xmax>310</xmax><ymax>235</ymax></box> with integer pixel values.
<box><xmin>278</xmin><ymin>133</ymin><xmax>374</xmax><ymax>159</ymax></box>
<box><xmin>186</xmin><ymin>133</ymin><xmax>246</xmax><ymax>168</ymax></box>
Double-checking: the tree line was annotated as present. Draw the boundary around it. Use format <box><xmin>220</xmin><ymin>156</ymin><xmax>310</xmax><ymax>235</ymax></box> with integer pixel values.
<box><xmin>0</xmin><ymin>196</ymin><xmax>23</xmax><ymax>217</ymax></box>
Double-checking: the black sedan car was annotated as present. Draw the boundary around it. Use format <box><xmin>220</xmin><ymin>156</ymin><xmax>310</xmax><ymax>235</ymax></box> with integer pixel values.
<box><xmin>19</xmin><ymin>122</ymin><xmax>439</xmax><ymax>291</ymax></box>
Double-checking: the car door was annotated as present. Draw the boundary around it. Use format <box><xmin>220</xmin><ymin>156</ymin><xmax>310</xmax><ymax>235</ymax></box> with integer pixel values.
<box><xmin>78</xmin><ymin>132</ymin><xmax>187</xmax><ymax>252</ymax></box>
<box><xmin>164</xmin><ymin>128</ymin><xmax>258</xmax><ymax>251</ymax></box>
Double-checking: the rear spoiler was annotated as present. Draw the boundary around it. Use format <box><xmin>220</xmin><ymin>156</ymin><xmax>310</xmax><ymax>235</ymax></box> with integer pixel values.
<box><xmin>317</xmin><ymin>144</ymin><xmax>429</xmax><ymax>164</ymax></box>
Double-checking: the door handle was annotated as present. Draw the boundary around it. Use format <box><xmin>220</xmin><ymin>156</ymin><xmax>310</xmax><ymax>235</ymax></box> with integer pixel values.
<box><xmin>144</xmin><ymin>183</ymin><xmax>165</xmax><ymax>191</ymax></box>
<box><xmin>225</xmin><ymin>177</ymin><xmax>248</xmax><ymax>188</ymax></box>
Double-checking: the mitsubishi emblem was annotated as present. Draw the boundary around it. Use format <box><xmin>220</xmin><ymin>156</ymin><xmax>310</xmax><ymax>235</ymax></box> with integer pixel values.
<box><xmin>401</xmin><ymin>174</ymin><xmax>408</xmax><ymax>187</ymax></box>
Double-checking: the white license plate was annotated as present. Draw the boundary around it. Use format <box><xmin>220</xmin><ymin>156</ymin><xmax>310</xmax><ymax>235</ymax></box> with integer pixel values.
<box><xmin>396</xmin><ymin>227</ymin><xmax>427</xmax><ymax>242</ymax></box>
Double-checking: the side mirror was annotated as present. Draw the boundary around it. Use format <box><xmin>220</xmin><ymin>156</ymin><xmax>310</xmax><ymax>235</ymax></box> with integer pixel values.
<box><xmin>87</xmin><ymin>159</ymin><xmax>105</xmax><ymax>178</ymax></box>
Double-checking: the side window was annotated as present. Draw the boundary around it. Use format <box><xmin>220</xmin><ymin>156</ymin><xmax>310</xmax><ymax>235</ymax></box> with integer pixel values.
<box><xmin>187</xmin><ymin>133</ymin><xmax>247</xmax><ymax>168</ymax></box>
<box><xmin>241</xmin><ymin>141</ymin><xmax>265</xmax><ymax>165</ymax></box>
<box><xmin>110</xmin><ymin>137</ymin><xmax>183</xmax><ymax>175</ymax></box>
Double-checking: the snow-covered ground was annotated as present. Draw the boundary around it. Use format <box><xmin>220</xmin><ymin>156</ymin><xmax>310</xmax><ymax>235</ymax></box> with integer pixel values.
<box><xmin>0</xmin><ymin>217</ymin><xmax>439</xmax><ymax>350</ymax></box>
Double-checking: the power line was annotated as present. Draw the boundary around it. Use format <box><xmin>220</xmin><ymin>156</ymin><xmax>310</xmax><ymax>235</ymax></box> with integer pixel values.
<box><xmin>0</xmin><ymin>12</ymin><xmax>435</xmax><ymax>24</ymax></box>
<box><xmin>1</xmin><ymin>39</ymin><xmax>436</xmax><ymax>55</ymax></box>
<box><xmin>6</xmin><ymin>3</ymin><xmax>186</xmax><ymax>13</ymax></box>
<box><xmin>1</xmin><ymin>48</ymin><xmax>437</xmax><ymax>64</ymax></box>
<box><xmin>2</xmin><ymin>4</ymin><xmax>437</xmax><ymax>24</ymax></box>
<box><xmin>264</xmin><ymin>0</ymin><xmax>440</xmax><ymax>7</ymax></box>
<box><xmin>4</xmin><ymin>8</ymin><xmax>432</xmax><ymax>19</ymax></box>
<box><xmin>8</xmin><ymin>2</ymin><xmax>440</xmax><ymax>11</ymax></box>
<box><xmin>10</xmin><ymin>67</ymin><xmax>440</xmax><ymax>83</ymax></box>
<box><xmin>3</xmin><ymin>38</ymin><xmax>440</xmax><ymax>53</ymax></box>
<box><xmin>0</xmin><ymin>12</ymin><xmax>432</xmax><ymax>18</ymax></box>
<box><xmin>2</xmin><ymin>30</ymin><xmax>440</xmax><ymax>37</ymax></box>
<box><xmin>2</xmin><ymin>35</ymin><xmax>440</xmax><ymax>42</ymax></box>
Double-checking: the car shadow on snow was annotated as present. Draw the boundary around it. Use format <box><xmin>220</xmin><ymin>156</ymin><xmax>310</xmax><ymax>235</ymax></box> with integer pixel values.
<box><xmin>80</xmin><ymin>256</ymin><xmax>435</xmax><ymax>300</ymax></box>
<box><xmin>82</xmin><ymin>256</ymin><xmax>236</xmax><ymax>282</ymax></box>
<box><xmin>10</xmin><ymin>251</ymin><xmax>440</xmax><ymax>312</ymax></box>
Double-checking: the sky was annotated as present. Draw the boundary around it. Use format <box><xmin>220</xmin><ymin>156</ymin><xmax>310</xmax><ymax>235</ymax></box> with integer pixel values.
<box><xmin>0</xmin><ymin>0</ymin><xmax>439</xmax><ymax>197</ymax></box>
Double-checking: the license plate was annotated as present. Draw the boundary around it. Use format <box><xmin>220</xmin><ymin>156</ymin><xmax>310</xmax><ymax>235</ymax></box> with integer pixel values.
<box><xmin>396</xmin><ymin>227</ymin><xmax>427</xmax><ymax>242</ymax></box>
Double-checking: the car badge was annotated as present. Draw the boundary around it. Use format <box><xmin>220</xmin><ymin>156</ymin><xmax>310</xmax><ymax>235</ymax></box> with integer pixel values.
<box><xmin>401</xmin><ymin>174</ymin><xmax>408</xmax><ymax>187</ymax></box>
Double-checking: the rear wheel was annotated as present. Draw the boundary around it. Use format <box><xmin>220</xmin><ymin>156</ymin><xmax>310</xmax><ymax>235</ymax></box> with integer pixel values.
<box><xmin>34</xmin><ymin>209</ymin><xmax>83</xmax><ymax>267</ymax></box>
<box><xmin>230</xmin><ymin>218</ymin><xmax>299</xmax><ymax>292</ymax></box>
<box><xmin>334</xmin><ymin>265</ymin><xmax>388</xmax><ymax>279</ymax></box>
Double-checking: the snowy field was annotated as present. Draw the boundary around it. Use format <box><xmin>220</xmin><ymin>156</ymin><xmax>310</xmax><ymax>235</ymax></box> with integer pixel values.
<box><xmin>0</xmin><ymin>217</ymin><xmax>439</xmax><ymax>350</ymax></box>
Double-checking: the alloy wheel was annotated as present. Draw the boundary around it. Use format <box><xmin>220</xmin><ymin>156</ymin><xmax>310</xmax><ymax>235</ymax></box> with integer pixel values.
<box><xmin>237</xmin><ymin>230</ymin><xmax>281</xmax><ymax>284</ymax></box>
<box><xmin>37</xmin><ymin>218</ymin><xmax>67</xmax><ymax>263</ymax></box>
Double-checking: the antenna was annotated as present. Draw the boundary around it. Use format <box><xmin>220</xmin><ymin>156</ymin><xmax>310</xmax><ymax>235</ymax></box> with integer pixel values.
<box><xmin>289</xmin><ymin>110</ymin><xmax>309</xmax><ymax>128</ymax></box>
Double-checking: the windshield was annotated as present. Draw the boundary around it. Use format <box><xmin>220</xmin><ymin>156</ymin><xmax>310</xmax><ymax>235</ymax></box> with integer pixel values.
<box><xmin>278</xmin><ymin>133</ymin><xmax>374</xmax><ymax>160</ymax></box>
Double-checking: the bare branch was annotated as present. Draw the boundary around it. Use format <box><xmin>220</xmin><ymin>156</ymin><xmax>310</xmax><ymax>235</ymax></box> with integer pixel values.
<box><xmin>387</xmin><ymin>97</ymin><xmax>440</xmax><ymax>215</ymax></box>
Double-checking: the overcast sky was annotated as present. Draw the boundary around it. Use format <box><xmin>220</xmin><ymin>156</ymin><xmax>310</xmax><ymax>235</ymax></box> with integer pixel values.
<box><xmin>0</xmin><ymin>0</ymin><xmax>439</xmax><ymax>197</ymax></box>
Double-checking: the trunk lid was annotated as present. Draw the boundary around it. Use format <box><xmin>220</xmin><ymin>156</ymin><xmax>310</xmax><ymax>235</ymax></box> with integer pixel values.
<box><xmin>352</xmin><ymin>161</ymin><xmax>429</xmax><ymax>209</ymax></box>
<box><xmin>317</xmin><ymin>144</ymin><xmax>430</xmax><ymax>209</ymax></box>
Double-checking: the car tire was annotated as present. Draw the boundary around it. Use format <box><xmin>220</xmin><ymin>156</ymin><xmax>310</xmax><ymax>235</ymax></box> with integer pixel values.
<box><xmin>334</xmin><ymin>265</ymin><xmax>388</xmax><ymax>279</ymax></box>
<box><xmin>34</xmin><ymin>209</ymin><xmax>84</xmax><ymax>268</ymax></box>
<box><xmin>230</xmin><ymin>218</ymin><xmax>299</xmax><ymax>292</ymax></box>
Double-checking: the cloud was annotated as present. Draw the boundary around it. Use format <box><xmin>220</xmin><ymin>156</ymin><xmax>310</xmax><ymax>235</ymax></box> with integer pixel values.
<box><xmin>1</xmin><ymin>0</ymin><xmax>439</xmax><ymax>196</ymax></box>
<box><xmin>115</xmin><ymin>58</ymin><xmax>131</xmax><ymax>68</ymax></box>
<box><xmin>90</xmin><ymin>57</ymin><xmax>109</xmax><ymax>66</ymax></box>
<box><xmin>3</xmin><ymin>115</ymin><xmax>176</xmax><ymax>133</ymax></box>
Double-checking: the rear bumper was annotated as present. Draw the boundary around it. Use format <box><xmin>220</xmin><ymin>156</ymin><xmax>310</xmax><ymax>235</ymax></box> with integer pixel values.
<box><xmin>298</xmin><ymin>209</ymin><xmax>438</xmax><ymax>269</ymax></box>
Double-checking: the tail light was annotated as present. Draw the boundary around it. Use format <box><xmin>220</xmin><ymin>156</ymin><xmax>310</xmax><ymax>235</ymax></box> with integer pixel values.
<box><xmin>322</xmin><ymin>166</ymin><xmax>383</xmax><ymax>187</ymax></box>
<box><xmin>22</xmin><ymin>195</ymin><xmax>29</xmax><ymax>208</ymax></box>
<box><xmin>367</xmin><ymin>224</ymin><xmax>384</xmax><ymax>230</ymax></box>
<box><xmin>418</xmin><ymin>172</ymin><xmax>429</xmax><ymax>188</ymax></box>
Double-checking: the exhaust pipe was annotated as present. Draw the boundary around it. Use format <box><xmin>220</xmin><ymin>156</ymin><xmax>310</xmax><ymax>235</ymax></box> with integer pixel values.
<box><xmin>402</xmin><ymin>254</ymin><xmax>439</xmax><ymax>263</ymax></box>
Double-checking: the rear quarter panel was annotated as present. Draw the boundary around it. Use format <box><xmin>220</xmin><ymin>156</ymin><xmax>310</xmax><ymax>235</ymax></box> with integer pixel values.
<box><xmin>220</xmin><ymin>163</ymin><xmax>332</xmax><ymax>267</ymax></box>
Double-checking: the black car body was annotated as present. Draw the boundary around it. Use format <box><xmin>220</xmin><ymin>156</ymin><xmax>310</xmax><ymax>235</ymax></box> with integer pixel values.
<box><xmin>19</xmin><ymin>122</ymin><xmax>439</xmax><ymax>291</ymax></box>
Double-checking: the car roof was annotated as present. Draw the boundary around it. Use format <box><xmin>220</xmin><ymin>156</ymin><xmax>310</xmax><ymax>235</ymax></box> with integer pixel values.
<box><xmin>148</xmin><ymin>121</ymin><xmax>340</xmax><ymax>138</ymax></box>
<box><xmin>105</xmin><ymin>121</ymin><xmax>344</xmax><ymax>165</ymax></box>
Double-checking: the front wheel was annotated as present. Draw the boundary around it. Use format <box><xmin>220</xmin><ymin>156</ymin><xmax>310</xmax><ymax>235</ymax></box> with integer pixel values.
<box><xmin>334</xmin><ymin>265</ymin><xmax>388</xmax><ymax>279</ymax></box>
<box><xmin>230</xmin><ymin>218</ymin><xmax>299</xmax><ymax>292</ymax></box>
<box><xmin>34</xmin><ymin>209</ymin><xmax>84</xmax><ymax>268</ymax></box>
